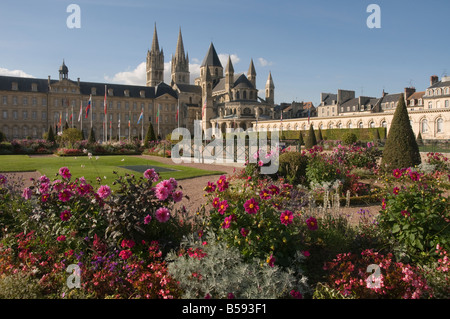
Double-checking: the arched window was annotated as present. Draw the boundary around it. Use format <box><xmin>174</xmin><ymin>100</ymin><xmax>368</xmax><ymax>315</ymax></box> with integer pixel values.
<box><xmin>337</xmin><ymin>122</ymin><xmax>342</xmax><ymax>129</ymax></box>
<box><xmin>369</xmin><ymin>121</ymin><xmax>375</xmax><ymax>128</ymax></box>
<box><xmin>348</xmin><ymin>122</ymin><xmax>353</xmax><ymax>129</ymax></box>
<box><xmin>437</xmin><ymin>118</ymin><xmax>444</xmax><ymax>133</ymax></box>
<box><xmin>358</xmin><ymin>122</ymin><xmax>363</xmax><ymax>128</ymax></box>
<box><xmin>381</xmin><ymin>121</ymin><xmax>387</xmax><ymax>128</ymax></box>
<box><xmin>243</xmin><ymin>91</ymin><xmax>247</xmax><ymax>99</ymax></box>
<box><xmin>421</xmin><ymin>119</ymin><xmax>428</xmax><ymax>133</ymax></box>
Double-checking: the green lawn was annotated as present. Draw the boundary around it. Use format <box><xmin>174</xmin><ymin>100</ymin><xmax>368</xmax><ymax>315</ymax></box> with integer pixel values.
<box><xmin>0</xmin><ymin>155</ymin><xmax>225</xmax><ymax>186</ymax></box>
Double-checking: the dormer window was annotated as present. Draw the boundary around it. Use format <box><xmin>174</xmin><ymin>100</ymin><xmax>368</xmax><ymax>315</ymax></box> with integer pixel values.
<box><xmin>31</xmin><ymin>83</ymin><xmax>38</xmax><ymax>92</ymax></box>
<box><xmin>91</xmin><ymin>87</ymin><xmax>97</xmax><ymax>95</ymax></box>
<box><xmin>124</xmin><ymin>90</ymin><xmax>129</xmax><ymax>97</ymax></box>
<box><xmin>108</xmin><ymin>88</ymin><xmax>114</xmax><ymax>96</ymax></box>
<box><xmin>140</xmin><ymin>90</ymin><xmax>145</xmax><ymax>98</ymax></box>
<box><xmin>11</xmin><ymin>82</ymin><xmax>18</xmax><ymax>90</ymax></box>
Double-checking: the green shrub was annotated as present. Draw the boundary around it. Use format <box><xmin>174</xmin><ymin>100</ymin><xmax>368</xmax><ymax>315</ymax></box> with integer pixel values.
<box><xmin>278</xmin><ymin>151</ymin><xmax>308</xmax><ymax>184</ymax></box>
<box><xmin>305</xmin><ymin>124</ymin><xmax>317</xmax><ymax>150</ymax></box>
<box><xmin>342</xmin><ymin>132</ymin><xmax>357</xmax><ymax>145</ymax></box>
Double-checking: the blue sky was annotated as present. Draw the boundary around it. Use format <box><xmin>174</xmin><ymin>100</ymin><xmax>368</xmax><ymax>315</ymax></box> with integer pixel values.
<box><xmin>0</xmin><ymin>0</ymin><xmax>449</xmax><ymax>105</ymax></box>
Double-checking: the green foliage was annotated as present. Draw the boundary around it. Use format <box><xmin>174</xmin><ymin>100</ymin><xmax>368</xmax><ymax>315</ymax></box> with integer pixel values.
<box><xmin>0</xmin><ymin>131</ymin><xmax>6</xmax><ymax>142</ymax></box>
<box><xmin>305</xmin><ymin>124</ymin><xmax>317</xmax><ymax>149</ymax></box>
<box><xmin>0</xmin><ymin>272</ymin><xmax>44</xmax><ymax>299</ymax></box>
<box><xmin>278</xmin><ymin>151</ymin><xmax>308</xmax><ymax>184</ymax></box>
<box><xmin>305</xmin><ymin>156</ymin><xmax>344</xmax><ymax>186</ymax></box>
<box><xmin>316</xmin><ymin>128</ymin><xmax>323</xmax><ymax>142</ymax></box>
<box><xmin>298</xmin><ymin>132</ymin><xmax>304</xmax><ymax>146</ymax></box>
<box><xmin>61</xmin><ymin>128</ymin><xmax>83</xmax><ymax>146</ymax></box>
<box><xmin>377</xmin><ymin>168</ymin><xmax>450</xmax><ymax>263</ymax></box>
<box><xmin>312</xmin><ymin>283</ymin><xmax>354</xmax><ymax>299</ymax></box>
<box><xmin>416</xmin><ymin>132</ymin><xmax>423</xmax><ymax>146</ymax></box>
<box><xmin>342</xmin><ymin>132</ymin><xmax>357</xmax><ymax>145</ymax></box>
<box><xmin>381</xmin><ymin>94</ymin><xmax>421</xmax><ymax>170</ymax></box>
<box><xmin>166</xmin><ymin>233</ymin><xmax>309</xmax><ymax>299</ymax></box>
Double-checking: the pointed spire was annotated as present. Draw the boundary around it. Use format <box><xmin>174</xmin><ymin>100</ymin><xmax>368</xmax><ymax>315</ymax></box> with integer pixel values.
<box><xmin>248</xmin><ymin>59</ymin><xmax>256</xmax><ymax>77</ymax></box>
<box><xmin>226</xmin><ymin>55</ymin><xmax>234</xmax><ymax>74</ymax></box>
<box><xmin>151</xmin><ymin>23</ymin><xmax>160</xmax><ymax>53</ymax></box>
<box><xmin>175</xmin><ymin>27</ymin><xmax>185</xmax><ymax>60</ymax></box>
<box><xmin>201</xmin><ymin>42</ymin><xmax>222</xmax><ymax>67</ymax></box>
<box><xmin>266</xmin><ymin>72</ymin><xmax>274</xmax><ymax>88</ymax></box>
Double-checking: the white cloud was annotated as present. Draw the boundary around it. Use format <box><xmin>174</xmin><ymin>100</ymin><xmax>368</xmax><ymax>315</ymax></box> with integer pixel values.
<box><xmin>218</xmin><ymin>54</ymin><xmax>240</xmax><ymax>67</ymax></box>
<box><xmin>0</xmin><ymin>67</ymin><xmax>34</xmax><ymax>78</ymax></box>
<box><xmin>258</xmin><ymin>58</ymin><xmax>273</xmax><ymax>67</ymax></box>
<box><xmin>104</xmin><ymin>62</ymin><xmax>146</xmax><ymax>85</ymax></box>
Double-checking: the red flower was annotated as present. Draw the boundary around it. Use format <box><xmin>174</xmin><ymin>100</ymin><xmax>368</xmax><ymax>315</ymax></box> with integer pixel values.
<box><xmin>392</xmin><ymin>169</ymin><xmax>402</xmax><ymax>179</ymax></box>
<box><xmin>216</xmin><ymin>175</ymin><xmax>229</xmax><ymax>192</ymax></box>
<box><xmin>222</xmin><ymin>216</ymin><xmax>233</xmax><ymax>229</ymax></box>
<box><xmin>280</xmin><ymin>210</ymin><xmax>294</xmax><ymax>226</ymax></box>
<box><xmin>240</xmin><ymin>228</ymin><xmax>249</xmax><ymax>237</ymax></box>
<box><xmin>121</xmin><ymin>239</ymin><xmax>135</xmax><ymax>249</ymax></box>
<box><xmin>259</xmin><ymin>189</ymin><xmax>272</xmax><ymax>200</ymax></box>
<box><xmin>60</xmin><ymin>210</ymin><xmax>72</xmax><ymax>221</ymax></box>
<box><xmin>56</xmin><ymin>235</ymin><xmax>66</xmax><ymax>242</ymax></box>
<box><xmin>204</xmin><ymin>182</ymin><xmax>216</xmax><ymax>193</ymax></box>
<box><xmin>119</xmin><ymin>249</ymin><xmax>132</xmax><ymax>260</ymax></box>
<box><xmin>218</xmin><ymin>200</ymin><xmax>228</xmax><ymax>215</ymax></box>
<box><xmin>212</xmin><ymin>197</ymin><xmax>220</xmax><ymax>208</ymax></box>
<box><xmin>244</xmin><ymin>198</ymin><xmax>259</xmax><ymax>214</ymax></box>
<box><xmin>393</xmin><ymin>187</ymin><xmax>400</xmax><ymax>195</ymax></box>
<box><xmin>306</xmin><ymin>217</ymin><xmax>318</xmax><ymax>230</ymax></box>
<box><xmin>58</xmin><ymin>189</ymin><xmax>72</xmax><ymax>202</ymax></box>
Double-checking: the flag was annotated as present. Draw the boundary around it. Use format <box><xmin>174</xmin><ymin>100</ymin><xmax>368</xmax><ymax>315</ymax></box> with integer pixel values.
<box><xmin>78</xmin><ymin>102</ymin><xmax>82</xmax><ymax>122</ymax></box>
<box><xmin>156</xmin><ymin>105</ymin><xmax>160</xmax><ymax>123</ymax></box>
<box><xmin>137</xmin><ymin>109</ymin><xmax>144</xmax><ymax>124</ymax></box>
<box><xmin>69</xmin><ymin>113</ymin><xmax>73</xmax><ymax>122</ymax></box>
<box><xmin>118</xmin><ymin>119</ymin><xmax>121</xmax><ymax>128</ymax></box>
<box><xmin>104</xmin><ymin>86</ymin><xmax>107</xmax><ymax>115</ymax></box>
<box><xmin>202</xmin><ymin>96</ymin><xmax>207</xmax><ymax>118</ymax></box>
<box><xmin>110</xmin><ymin>121</ymin><xmax>112</xmax><ymax>129</ymax></box>
<box><xmin>85</xmin><ymin>95</ymin><xmax>91</xmax><ymax>119</ymax></box>
<box><xmin>176</xmin><ymin>104</ymin><xmax>179</xmax><ymax>122</ymax></box>
<box><xmin>308</xmin><ymin>108</ymin><xmax>310</xmax><ymax>124</ymax></box>
<box><xmin>128</xmin><ymin>120</ymin><xmax>130</xmax><ymax>127</ymax></box>
<box><xmin>59</xmin><ymin>113</ymin><xmax>62</xmax><ymax>128</ymax></box>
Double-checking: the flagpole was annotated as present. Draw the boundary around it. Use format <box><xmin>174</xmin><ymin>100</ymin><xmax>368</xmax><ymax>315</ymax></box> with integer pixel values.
<box><xmin>141</xmin><ymin>108</ymin><xmax>144</xmax><ymax>145</ymax></box>
<box><xmin>177</xmin><ymin>100</ymin><xmax>180</xmax><ymax>128</ymax></box>
<box><xmin>158</xmin><ymin>104</ymin><xmax>160</xmax><ymax>137</ymax></box>
<box><xmin>90</xmin><ymin>95</ymin><xmax>93</xmax><ymax>129</ymax></box>
<box><xmin>104</xmin><ymin>85</ymin><xmax>107</xmax><ymax>144</ymax></box>
<box><xmin>71</xmin><ymin>103</ymin><xmax>74</xmax><ymax>128</ymax></box>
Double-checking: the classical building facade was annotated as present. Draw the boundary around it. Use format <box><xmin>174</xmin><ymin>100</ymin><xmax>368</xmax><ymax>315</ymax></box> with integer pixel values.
<box><xmin>256</xmin><ymin>75</ymin><xmax>450</xmax><ymax>140</ymax></box>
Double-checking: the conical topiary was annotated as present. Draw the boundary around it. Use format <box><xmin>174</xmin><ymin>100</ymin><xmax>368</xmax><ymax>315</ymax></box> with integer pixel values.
<box><xmin>305</xmin><ymin>124</ymin><xmax>317</xmax><ymax>150</ymax></box>
<box><xmin>47</xmin><ymin>126</ymin><xmax>56</xmax><ymax>143</ymax></box>
<box><xmin>298</xmin><ymin>131</ymin><xmax>304</xmax><ymax>146</ymax></box>
<box><xmin>144</xmin><ymin>122</ymin><xmax>157</xmax><ymax>147</ymax></box>
<box><xmin>87</xmin><ymin>127</ymin><xmax>96</xmax><ymax>144</ymax></box>
<box><xmin>416</xmin><ymin>132</ymin><xmax>423</xmax><ymax>146</ymax></box>
<box><xmin>381</xmin><ymin>94</ymin><xmax>421</xmax><ymax>170</ymax></box>
<box><xmin>316</xmin><ymin>127</ymin><xmax>323</xmax><ymax>142</ymax></box>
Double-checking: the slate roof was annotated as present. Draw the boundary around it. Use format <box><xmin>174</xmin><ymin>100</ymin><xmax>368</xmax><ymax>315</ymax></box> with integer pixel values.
<box><xmin>201</xmin><ymin>43</ymin><xmax>222</xmax><ymax>68</ymax></box>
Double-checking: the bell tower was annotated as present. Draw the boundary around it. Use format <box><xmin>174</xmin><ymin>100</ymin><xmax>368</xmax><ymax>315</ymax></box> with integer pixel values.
<box><xmin>146</xmin><ymin>24</ymin><xmax>164</xmax><ymax>87</ymax></box>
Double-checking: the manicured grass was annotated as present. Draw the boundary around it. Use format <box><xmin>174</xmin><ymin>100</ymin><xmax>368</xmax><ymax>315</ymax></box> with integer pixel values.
<box><xmin>0</xmin><ymin>155</ymin><xmax>225</xmax><ymax>187</ymax></box>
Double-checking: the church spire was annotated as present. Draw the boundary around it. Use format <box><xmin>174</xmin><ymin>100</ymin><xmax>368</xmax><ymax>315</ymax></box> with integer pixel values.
<box><xmin>146</xmin><ymin>23</ymin><xmax>164</xmax><ymax>86</ymax></box>
<box><xmin>171</xmin><ymin>27</ymin><xmax>190</xmax><ymax>85</ymax></box>
<box><xmin>247</xmin><ymin>59</ymin><xmax>256</xmax><ymax>88</ymax></box>
<box><xmin>151</xmin><ymin>23</ymin><xmax>160</xmax><ymax>53</ymax></box>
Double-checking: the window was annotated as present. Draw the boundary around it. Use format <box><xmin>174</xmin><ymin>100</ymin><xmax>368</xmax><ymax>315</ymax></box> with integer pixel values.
<box><xmin>11</xmin><ymin>82</ymin><xmax>18</xmax><ymax>90</ymax></box>
<box><xmin>23</xmin><ymin>97</ymin><xmax>28</xmax><ymax>105</ymax></box>
<box><xmin>13</xmin><ymin>111</ymin><xmax>18</xmax><ymax>120</ymax></box>
<box><xmin>428</xmin><ymin>102</ymin><xmax>432</xmax><ymax>109</ymax></box>
<box><xmin>358</xmin><ymin>122</ymin><xmax>363</xmax><ymax>128</ymax></box>
<box><xmin>42</xmin><ymin>112</ymin><xmax>47</xmax><ymax>120</ymax></box>
<box><xmin>382</xmin><ymin>121</ymin><xmax>387</xmax><ymax>128</ymax></box>
<box><xmin>42</xmin><ymin>98</ymin><xmax>47</xmax><ymax>106</ymax></box>
<box><xmin>13</xmin><ymin>96</ymin><xmax>17</xmax><ymax>105</ymax></box>
<box><xmin>437</xmin><ymin>118</ymin><xmax>444</xmax><ymax>133</ymax></box>
<box><xmin>369</xmin><ymin>121</ymin><xmax>375</xmax><ymax>128</ymax></box>
<box><xmin>32</xmin><ymin>111</ymin><xmax>37</xmax><ymax>120</ymax></box>
<box><xmin>2</xmin><ymin>111</ymin><xmax>7</xmax><ymax>119</ymax></box>
<box><xmin>117</xmin><ymin>102</ymin><xmax>121</xmax><ymax>110</ymax></box>
<box><xmin>32</xmin><ymin>97</ymin><xmax>37</xmax><ymax>106</ymax></box>
<box><xmin>348</xmin><ymin>122</ymin><xmax>353</xmax><ymax>129</ymax></box>
<box><xmin>421</xmin><ymin>119</ymin><xmax>428</xmax><ymax>133</ymax></box>
<box><xmin>446</xmin><ymin>100</ymin><xmax>449</xmax><ymax>108</ymax></box>
<box><xmin>31</xmin><ymin>83</ymin><xmax>37</xmax><ymax>92</ymax></box>
<box><xmin>2</xmin><ymin>96</ymin><xmax>6</xmax><ymax>105</ymax></box>
<box><xmin>133</xmin><ymin>102</ymin><xmax>137</xmax><ymax>110</ymax></box>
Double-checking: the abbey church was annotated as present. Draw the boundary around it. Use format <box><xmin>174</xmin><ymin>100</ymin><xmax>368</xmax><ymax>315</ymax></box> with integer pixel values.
<box><xmin>146</xmin><ymin>25</ymin><xmax>276</xmax><ymax>135</ymax></box>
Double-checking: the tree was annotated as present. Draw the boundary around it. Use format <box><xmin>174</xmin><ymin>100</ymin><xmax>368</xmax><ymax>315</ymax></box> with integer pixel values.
<box><xmin>305</xmin><ymin>124</ymin><xmax>317</xmax><ymax>150</ymax></box>
<box><xmin>61</xmin><ymin>128</ymin><xmax>83</xmax><ymax>145</ymax></box>
<box><xmin>144</xmin><ymin>122</ymin><xmax>157</xmax><ymax>147</ymax></box>
<box><xmin>316</xmin><ymin>128</ymin><xmax>323</xmax><ymax>142</ymax></box>
<box><xmin>416</xmin><ymin>132</ymin><xmax>423</xmax><ymax>146</ymax></box>
<box><xmin>87</xmin><ymin>127</ymin><xmax>96</xmax><ymax>144</ymax></box>
<box><xmin>381</xmin><ymin>94</ymin><xmax>421</xmax><ymax>170</ymax></box>
<box><xmin>298</xmin><ymin>131</ymin><xmax>304</xmax><ymax>147</ymax></box>
<box><xmin>46</xmin><ymin>126</ymin><xmax>56</xmax><ymax>143</ymax></box>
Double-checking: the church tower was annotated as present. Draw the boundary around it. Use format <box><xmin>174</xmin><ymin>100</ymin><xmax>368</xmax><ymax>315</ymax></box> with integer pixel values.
<box><xmin>200</xmin><ymin>42</ymin><xmax>223</xmax><ymax>87</ymax></box>
<box><xmin>146</xmin><ymin>24</ymin><xmax>164</xmax><ymax>87</ymax></box>
<box><xmin>265</xmin><ymin>72</ymin><xmax>275</xmax><ymax>105</ymax></box>
<box><xmin>171</xmin><ymin>28</ymin><xmax>190</xmax><ymax>85</ymax></box>
<box><xmin>201</xmin><ymin>64</ymin><xmax>214</xmax><ymax>133</ymax></box>
<box><xmin>225</xmin><ymin>55</ymin><xmax>234</xmax><ymax>102</ymax></box>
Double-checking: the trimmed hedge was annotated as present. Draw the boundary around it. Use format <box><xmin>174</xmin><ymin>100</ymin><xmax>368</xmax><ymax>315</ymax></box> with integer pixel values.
<box><xmin>279</xmin><ymin>127</ymin><xmax>385</xmax><ymax>142</ymax></box>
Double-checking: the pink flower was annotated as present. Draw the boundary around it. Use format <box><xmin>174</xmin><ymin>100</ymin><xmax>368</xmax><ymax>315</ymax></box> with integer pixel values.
<box><xmin>159</xmin><ymin>180</ymin><xmax>174</xmax><ymax>192</ymax></box>
<box><xmin>240</xmin><ymin>228</ymin><xmax>249</xmax><ymax>237</ymax></box>
<box><xmin>41</xmin><ymin>193</ymin><xmax>50</xmax><ymax>203</ymax></box>
<box><xmin>57</xmin><ymin>235</ymin><xmax>66</xmax><ymax>242</ymax></box>
<box><xmin>306</xmin><ymin>216</ymin><xmax>318</xmax><ymax>230</ymax></box>
<box><xmin>401</xmin><ymin>210</ymin><xmax>411</xmax><ymax>218</ymax></box>
<box><xmin>212</xmin><ymin>197</ymin><xmax>220</xmax><ymax>208</ymax></box>
<box><xmin>302</xmin><ymin>251</ymin><xmax>310</xmax><ymax>257</ymax></box>
<box><xmin>0</xmin><ymin>174</ymin><xmax>7</xmax><ymax>186</ymax></box>
<box><xmin>172</xmin><ymin>190</ymin><xmax>183</xmax><ymax>203</ymax></box>
<box><xmin>60</xmin><ymin>210</ymin><xmax>72</xmax><ymax>221</ymax></box>
<box><xmin>39</xmin><ymin>182</ymin><xmax>50</xmax><ymax>194</ymax></box>
<box><xmin>144</xmin><ymin>214</ymin><xmax>152</xmax><ymax>224</ymax></box>
<box><xmin>39</xmin><ymin>175</ymin><xmax>50</xmax><ymax>184</ymax></box>
<box><xmin>121</xmin><ymin>239</ymin><xmax>135</xmax><ymax>249</ymax></box>
<box><xmin>22</xmin><ymin>187</ymin><xmax>32</xmax><ymax>200</ymax></box>
<box><xmin>58</xmin><ymin>189</ymin><xmax>72</xmax><ymax>202</ymax></box>
<box><xmin>244</xmin><ymin>198</ymin><xmax>259</xmax><ymax>214</ymax></box>
<box><xmin>382</xmin><ymin>198</ymin><xmax>386</xmax><ymax>210</ymax></box>
<box><xmin>97</xmin><ymin>185</ymin><xmax>111</xmax><ymax>199</ymax></box>
<box><xmin>143</xmin><ymin>168</ymin><xmax>159</xmax><ymax>182</ymax></box>
<box><xmin>53</xmin><ymin>180</ymin><xmax>64</xmax><ymax>191</ymax></box>
<box><xmin>393</xmin><ymin>187</ymin><xmax>400</xmax><ymax>195</ymax></box>
<box><xmin>222</xmin><ymin>216</ymin><xmax>232</xmax><ymax>229</ymax></box>
<box><xmin>280</xmin><ymin>210</ymin><xmax>294</xmax><ymax>226</ymax></box>
<box><xmin>216</xmin><ymin>175</ymin><xmax>229</xmax><ymax>192</ymax></box>
<box><xmin>267</xmin><ymin>254</ymin><xmax>275</xmax><ymax>267</ymax></box>
<box><xmin>204</xmin><ymin>181</ymin><xmax>216</xmax><ymax>193</ymax></box>
<box><xmin>290</xmin><ymin>290</ymin><xmax>303</xmax><ymax>299</ymax></box>
<box><xmin>227</xmin><ymin>292</ymin><xmax>235</xmax><ymax>299</ymax></box>
<box><xmin>155</xmin><ymin>207</ymin><xmax>170</xmax><ymax>223</ymax></box>
<box><xmin>155</xmin><ymin>185</ymin><xmax>169</xmax><ymax>201</ymax></box>
<box><xmin>119</xmin><ymin>249</ymin><xmax>132</xmax><ymax>260</ymax></box>
<box><xmin>218</xmin><ymin>200</ymin><xmax>228</xmax><ymax>215</ymax></box>
<box><xmin>392</xmin><ymin>169</ymin><xmax>402</xmax><ymax>179</ymax></box>
<box><xmin>268</xmin><ymin>184</ymin><xmax>280</xmax><ymax>195</ymax></box>
<box><xmin>409</xmin><ymin>171</ymin><xmax>420</xmax><ymax>181</ymax></box>
<box><xmin>259</xmin><ymin>189</ymin><xmax>272</xmax><ymax>200</ymax></box>
<box><xmin>59</xmin><ymin>167</ymin><xmax>72</xmax><ymax>180</ymax></box>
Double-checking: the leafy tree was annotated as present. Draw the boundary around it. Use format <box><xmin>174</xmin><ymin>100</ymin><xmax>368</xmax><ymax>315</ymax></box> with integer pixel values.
<box><xmin>305</xmin><ymin>124</ymin><xmax>317</xmax><ymax>150</ymax></box>
<box><xmin>381</xmin><ymin>94</ymin><xmax>421</xmax><ymax>170</ymax></box>
<box><xmin>61</xmin><ymin>128</ymin><xmax>83</xmax><ymax>145</ymax></box>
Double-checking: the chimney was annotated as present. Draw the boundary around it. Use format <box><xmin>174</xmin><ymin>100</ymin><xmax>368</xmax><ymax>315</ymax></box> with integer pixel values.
<box><xmin>430</xmin><ymin>75</ymin><xmax>439</xmax><ymax>86</ymax></box>
<box><xmin>77</xmin><ymin>77</ymin><xmax>80</xmax><ymax>86</ymax></box>
<box><xmin>404</xmin><ymin>87</ymin><xmax>415</xmax><ymax>99</ymax></box>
